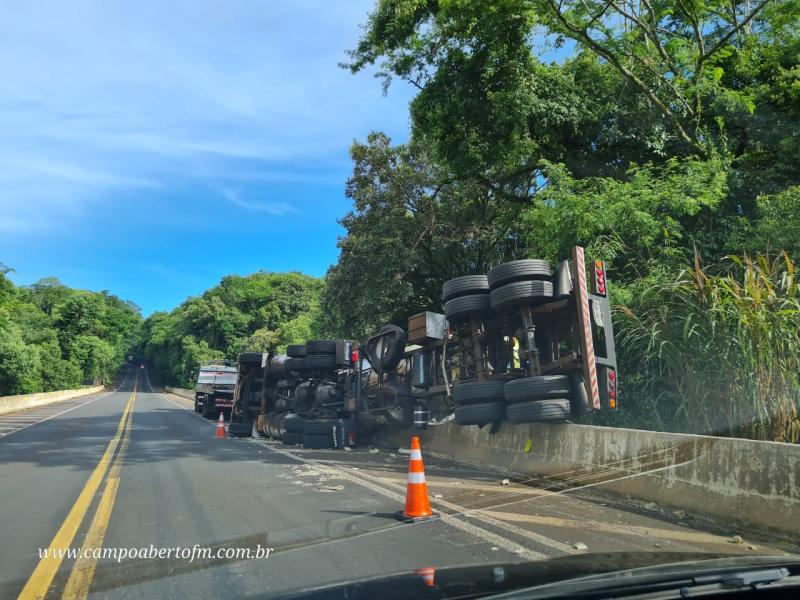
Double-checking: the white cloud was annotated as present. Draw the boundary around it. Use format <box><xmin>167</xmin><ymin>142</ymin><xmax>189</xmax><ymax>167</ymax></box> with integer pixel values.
<box><xmin>221</xmin><ymin>188</ymin><xmax>300</xmax><ymax>215</ymax></box>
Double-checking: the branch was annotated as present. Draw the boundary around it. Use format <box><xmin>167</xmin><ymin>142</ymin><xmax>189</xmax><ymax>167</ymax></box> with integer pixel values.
<box><xmin>699</xmin><ymin>0</ymin><xmax>770</xmax><ymax>67</ymax></box>
<box><xmin>623</xmin><ymin>47</ymin><xmax>694</xmax><ymax>116</ymax></box>
<box><xmin>676</xmin><ymin>0</ymin><xmax>705</xmax><ymax>56</ymax></box>
<box><xmin>608</xmin><ymin>0</ymin><xmax>682</xmax><ymax>77</ymax></box>
<box><xmin>546</xmin><ymin>0</ymin><xmax>704</xmax><ymax>153</ymax></box>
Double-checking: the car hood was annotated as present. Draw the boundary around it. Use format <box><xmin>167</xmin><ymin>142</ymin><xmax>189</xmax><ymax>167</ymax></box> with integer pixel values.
<box><xmin>280</xmin><ymin>552</ymin><xmax>798</xmax><ymax>600</ymax></box>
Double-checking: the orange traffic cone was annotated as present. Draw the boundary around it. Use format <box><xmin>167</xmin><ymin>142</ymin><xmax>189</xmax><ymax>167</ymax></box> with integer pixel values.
<box><xmin>396</xmin><ymin>436</ymin><xmax>438</xmax><ymax>522</ymax></box>
<box><xmin>215</xmin><ymin>412</ymin><xmax>226</xmax><ymax>438</ymax></box>
<box><xmin>415</xmin><ymin>567</ymin><xmax>436</xmax><ymax>587</ymax></box>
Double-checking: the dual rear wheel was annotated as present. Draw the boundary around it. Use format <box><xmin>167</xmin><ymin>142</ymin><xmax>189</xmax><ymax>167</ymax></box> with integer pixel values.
<box><xmin>451</xmin><ymin>372</ymin><xmax>589</xmax><ymax>425</ymax></box>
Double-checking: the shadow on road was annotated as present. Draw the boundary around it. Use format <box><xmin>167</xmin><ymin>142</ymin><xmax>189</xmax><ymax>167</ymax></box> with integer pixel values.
<box><xmin>0</xmin><ymin>397</ymin><xmax>299</xmax><ymax>470</ymax></box>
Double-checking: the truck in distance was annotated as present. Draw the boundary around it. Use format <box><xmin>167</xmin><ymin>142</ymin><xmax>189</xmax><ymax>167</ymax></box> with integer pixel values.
<box><xmin>193</xmin><ymin>360</ymin><xmax>238</xmax><ymax>419</ymax></box>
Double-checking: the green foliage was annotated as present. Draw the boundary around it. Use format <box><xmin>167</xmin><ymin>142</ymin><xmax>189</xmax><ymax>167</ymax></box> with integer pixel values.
<box><xmin>319</xmin><ymin>132</ymin><xmax>523</xmax><ymax>338</ymax></box>
<box><xmin>0</xmin><ymin>272</ymin><xmax>139</xmax><ymax>395</ymax></box>
<box><xmin>140</xmin><ymin>272</ymin><xmax>321</xmax><ymax>386</ymax></box>
<box><xmin>611</xmin><ymin>253</ymin><xmax>800</xmax><ymax>443</ymax></box>
<box><xmin>752</xmin><ymin>186</ymin><xmax>800</xmax><ymax>257</ymax></box>
<box><xmin>0</xmin><ymin>316</ymin><xmax>42</xmax><ymax>394</ymax></box>
<box><xmin>523</xmin><ymin>157</ymin><xmax>728</xmax><ymax>276</ymax></box>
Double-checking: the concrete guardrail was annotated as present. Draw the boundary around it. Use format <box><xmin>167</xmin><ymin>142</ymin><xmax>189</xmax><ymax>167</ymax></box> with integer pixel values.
<box><xmin>0</xmin><ymin>386</ymin><xmax>105</xmax><ymax>416</ymax></box>
<box><xmin>164</xmin><ymin>387</ymin><xmax>195</xmax><ymax>400</ymax></box>
<box><xmin>376</xmin><ymin>421</ymin><xmax>799</xmax><ymax>536</ymax></box>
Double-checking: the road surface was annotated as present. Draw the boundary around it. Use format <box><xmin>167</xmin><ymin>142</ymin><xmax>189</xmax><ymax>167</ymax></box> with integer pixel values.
<box><xmin>0</xmin><ymin>367</ymin><xmax>790</xmax><ymax>599</ymax></box>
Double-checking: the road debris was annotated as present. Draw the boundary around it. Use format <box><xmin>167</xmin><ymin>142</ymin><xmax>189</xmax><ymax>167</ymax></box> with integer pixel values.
<box><xmin>573</xmin><ymin>542</ymin><xmax>588</xmax><ymax>551</ymax></box>
<box><xmin>434</xmin><ymin>494</ymin><xmax>443</xmax><ymax>499</ymax></box>
<box><xmin>672</xmin><ymin>510</ymin><xmax>687</xmax><ymax>519</ymax></box>
<box><xmin>398</xmin><ymin>448</ymin><xmax>411</xmax><ymax>455</ymax></box>
<box><xmin>500</xmin><ymin>479</ymin><xmax>510</xmax><ymax>486</ymax></box>
<box><xmin>729</xmin><ymin>535</ymin><xmax>744</xmax><ymax>544</ymax></box>
<box><xmin>523</xmin><ymin>438</ymin><xmax>532</xmax><ymax>453</ymax></box>
<box><xmin>643</xmin><ymin>502</ymin><xmax>659</xmax><ymax>511</ymax></box>
<box><xmin>369</xmin><ymin>448</ymin><xmax>380</xmax><ymax>454</ymax></box>
<box><xmin>318</xmin><ymin>485</ymin><xmax>344</xmax><ymax>493</ymax></box>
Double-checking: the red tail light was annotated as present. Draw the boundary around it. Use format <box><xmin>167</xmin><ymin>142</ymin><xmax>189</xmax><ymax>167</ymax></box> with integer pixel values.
<box><xmin>351</xmin><ymin>349</ymin><xmax>359</xmax><ymax>363</ymax></box>
<box><xmin>607</xmin><ymin>368</ymin><xmax>617</xmax><ymax>409</ymax></box>
<box><xmin>594</xmin><ymin>260</ymin><xmax>607</xmax><ymax>296</ymax></box>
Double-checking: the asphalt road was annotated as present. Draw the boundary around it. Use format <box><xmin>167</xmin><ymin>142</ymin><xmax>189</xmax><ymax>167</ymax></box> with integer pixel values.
<box><xmin>0</xmin><ymin>366</ymin><xmax>791</xmax><ymax>599</ymax></box>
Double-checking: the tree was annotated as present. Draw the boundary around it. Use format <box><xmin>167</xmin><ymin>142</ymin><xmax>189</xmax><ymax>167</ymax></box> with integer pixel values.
<box><xmin>319</xmin><ymin>132</ymin><xmax>523</xmax><ymax>338</ymax></box>
<box><xmin>139</xmin><ymin>272</ymin><xmax>322</xmax><ymax>385</ymax></box>
<box><xmin>523</xmin><ymin>156</ymin><xmax>728</xmax><ymax>274</ymax></box>
<box><xmin>0</xmin><ymin>273</ymin><xmax>141</xmax><ymax>395</ymax></box>
<box><xmin>534</xmin><ymin>0</ymin><xmax>792</xmax><ymax>152</ymax></box>
<box><xmin>0</xmin><ymin>317</ymin><xmax>42</xmax><ymax>394</ymax></box>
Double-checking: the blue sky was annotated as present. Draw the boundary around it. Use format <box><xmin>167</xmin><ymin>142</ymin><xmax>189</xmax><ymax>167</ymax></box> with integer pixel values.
<box><xmin>0</xmin><ymin>1</ymin><xmax>415</xmax><ymax>315</ymax></box>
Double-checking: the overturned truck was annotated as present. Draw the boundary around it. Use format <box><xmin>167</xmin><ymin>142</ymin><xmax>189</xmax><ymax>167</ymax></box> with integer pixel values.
<box><xmin>227</xmin><ymin>247</ymin><xmax>618</xmax><ymax>446</ymax></box>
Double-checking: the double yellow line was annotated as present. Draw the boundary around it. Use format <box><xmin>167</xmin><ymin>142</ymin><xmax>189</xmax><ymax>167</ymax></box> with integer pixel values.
<box><xmin>18</xmin><ymin>378</ymin><xmax>138</xmax><ymax>600</ymax></box>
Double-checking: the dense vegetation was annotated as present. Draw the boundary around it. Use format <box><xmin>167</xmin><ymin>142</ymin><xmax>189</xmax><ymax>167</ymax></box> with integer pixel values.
<box><xmin>0</xmin><ymin>267</ymin><xmax>141</xmax><ymax>395</ymax></box>
<box><xmin>319</xmin><ymin>0</ymin><xmax>800</xmax><ymax>441</ymax></box>
<box><xmin>140</xmin><ymin>272</ymin><xmax>321</xmax><ymax>387</ymax></box>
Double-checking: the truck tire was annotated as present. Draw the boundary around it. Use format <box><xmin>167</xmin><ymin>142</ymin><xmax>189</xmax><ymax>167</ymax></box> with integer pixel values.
<box><xmin>303</xmin><ymin>419</ymin><xmax>338</xmax><ymax>436</ymax></box>
<box><xmin>452</xmin><ymin>380</ymin><xmax>506</xmax><ymax>405</ymax></box>
<box><xmin>488</xmin><ymin>259</ymin><xmax>552</xmax><ymax>288</ymax></box>
<box><xmin>281</xmin><ymin>431</ymin><xmax>303</xmax><ymax>445</ymax></box>
<box><xmin>504</xmin><ymin>375</ymin><xmax>571</xmax><ymax>403</ymax></box>
<box><xmin>238</xmin><ymin>352</ymin><xmax>263</xmax><ymax>366</ymax></box>
<box><xmin>194</xmin><ymin>395</ymin><xmax>201</xmax><ymax>413</ymax></box>
<box><xmin>454</xmin><ymin>401</ymin><xmax>506</xmax><ymax>425</ymax></box>
<box><xmin>306</xmin><ymin>340</ymin><xmax>337</xmax><ymax>355</ymax></box>
<box><xmin>228</xmin><ymin>421</ymin><xmax>252</xmax><ymax>437</ymax></box>
<box><xmin>285</xmin><ymin>357</ymin><xmax>307</xmax><ymax>371</ymax></box>
<box><xmin>283</xmin><ymin>414</ymin><xmax>305</xmax><ymax>433</ymax></box>
<box><xmin>286</xmin><ymin>344</ymin><xmax>306</xmax><ymax>358</ymax></box>
<box><xmin>442</xmin><ymin>275</ymin><xmax>489</xmax><ymax>302</ymax></box>
<box><xmin>384</xmin><ymin>391</ymin><xmax>416</xmax><ymax>429</ymax></box>
<box><xmin>444</xmin><ymin>294</ymin><xmax>491</xmax><ymax>320</ymax></box>
<box><xmin>302</xmin><ymin>433</ymin><xmax>335</xmax><ymax>449</ymax></box>
<box><xmin>570</xmin><ymin>371</ymin><xmax>590</xmax><ymax>418</ymax></box>
<box><xmin>490</xmin><ymin>280</ymin><xmax>553</xmax><ymax>310</ymax></box>
<box><xmin>368</xmin><ymin>324</ymin><xmax>406</xmax><ymax>372</ymax></box>
<box><xmin>506</xmin><ymin>398</ymin><xmax>570</xmax><ymax>423</ymax></box>
<box><xmin>201</xmin><ymin>399</ymin><xmax>216</xmax><ymax>420</ymax></box>
<box><xmin>305</xmin><ymin>354</ymin><xmax>336</xmax><ymax>369</ymax></box>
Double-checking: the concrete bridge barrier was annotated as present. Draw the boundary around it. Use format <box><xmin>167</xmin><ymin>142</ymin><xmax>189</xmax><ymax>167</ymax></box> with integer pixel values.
<box><xmin>0</xmin><ymin>386</ymin><xmax>104</xmax><ymax>416</ymax></box>
<box><xmin>376</xmin><ymin>421</ymin><xmax>800</xmax><ymax>536</ymax></box>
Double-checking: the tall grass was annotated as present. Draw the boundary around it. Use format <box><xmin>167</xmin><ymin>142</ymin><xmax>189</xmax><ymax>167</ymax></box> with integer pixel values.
<box><xmin>614</xmin><ymin>253</ymin><xmax>800</xmax><ymax>443</ymax></box>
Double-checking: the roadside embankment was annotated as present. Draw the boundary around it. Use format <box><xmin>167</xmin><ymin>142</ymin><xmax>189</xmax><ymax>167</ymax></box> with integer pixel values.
<box><xmin>164</xmin><ymin>387</ymin><xmax>194</xmax><ymax>400</ymax></box>
<box><xmin>0</xmin><ymin>386</ymin><xmax>105</xmax><ymax>416</ymax></box>
<box><xmin>376</xmin><ymin>421</ymin><xmax>800</xmax><ymax>536</ymax></box>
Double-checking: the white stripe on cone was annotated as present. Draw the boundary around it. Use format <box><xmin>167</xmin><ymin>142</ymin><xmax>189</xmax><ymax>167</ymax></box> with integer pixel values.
<box><xmin>409</xmin><ymin>449</ymin><xmax>422</xmax><ymax>460</ymax></box>
<box><xmin>407</xmin><ymin>472</ymin><xmax>426</xmax><ymax>484</ymax></box>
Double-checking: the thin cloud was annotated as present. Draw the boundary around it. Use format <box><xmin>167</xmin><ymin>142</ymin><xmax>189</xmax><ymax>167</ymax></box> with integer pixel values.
<box><xmin>221</xmin><ymin>188</ymin><xmax>300</xmax><ymax>216</ymax></box>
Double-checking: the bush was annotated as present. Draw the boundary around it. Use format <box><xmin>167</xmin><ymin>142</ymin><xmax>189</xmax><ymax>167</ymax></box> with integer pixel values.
<box><xmin>613</xmin><ymin>252</ymin><xmax>800</xmax><ymax>442</ymax></box>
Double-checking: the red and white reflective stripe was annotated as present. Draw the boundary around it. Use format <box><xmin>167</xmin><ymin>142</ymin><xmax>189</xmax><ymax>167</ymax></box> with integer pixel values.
<box><xmin>408</xmin><ymin>472</ymin><xmax>426</xmax><ymax>484</ymax></box>
<box><xmin>409</xmin><ymin>449</ymin><xmax>422</xmax><ymax>460</ymax></box>
<box><xmin>575</xmin><ymin>247</ymin><xmax>601</xmax><ymax>409</ymax></box>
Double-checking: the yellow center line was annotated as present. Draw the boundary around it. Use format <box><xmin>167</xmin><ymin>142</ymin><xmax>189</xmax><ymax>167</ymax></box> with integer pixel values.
<box><xmin>61</xmin><ymin>385</ymin><xmax>136</xmax><ymax>599</ymax></box>
<box><xmin>17</xmin><ymin>378</ymin><xmax>138</xmax><ymax>600</ymax></box>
